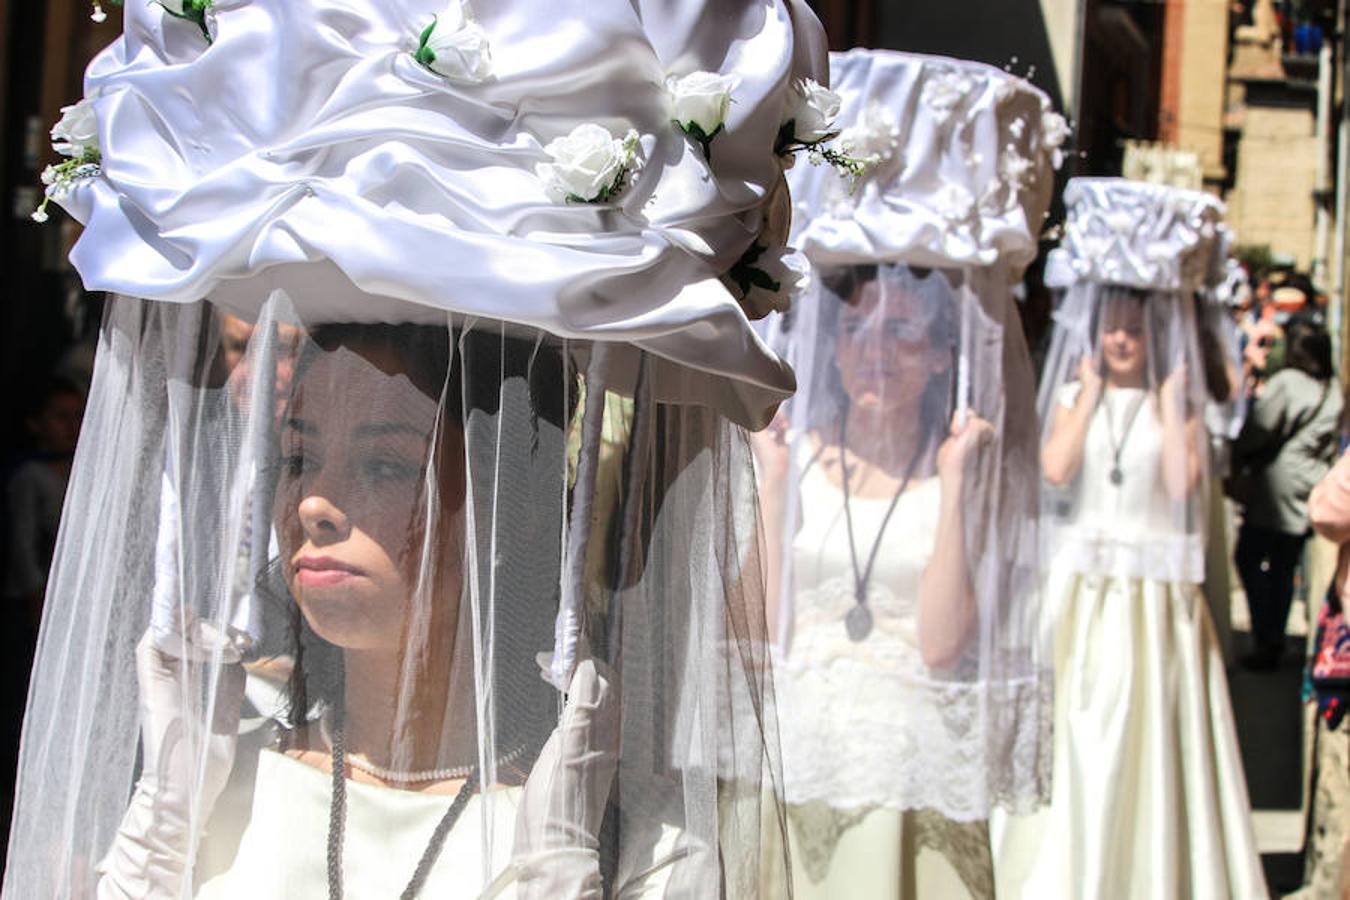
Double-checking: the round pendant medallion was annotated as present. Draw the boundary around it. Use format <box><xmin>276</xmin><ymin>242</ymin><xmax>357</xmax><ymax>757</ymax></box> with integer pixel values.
<box><xmin>845</xmin><ymin>604</ymin><xmax>873</xmax><ymax>642</ymax></box>
<box><xmin>1109</xmin><ymin>467</ymin><xmax>1123</xmax><ymax>486</ymax></box>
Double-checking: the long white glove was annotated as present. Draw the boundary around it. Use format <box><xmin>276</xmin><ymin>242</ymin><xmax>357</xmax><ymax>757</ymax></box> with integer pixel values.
<box><xmin>510</xmin><ymin>658</ymin><xmax>620</xmax><ymax>900</ymax></box>
<box><xmin>97</xmin><ymin>627</ymin><xmax>246</xmax><ymax>899</ymax></box>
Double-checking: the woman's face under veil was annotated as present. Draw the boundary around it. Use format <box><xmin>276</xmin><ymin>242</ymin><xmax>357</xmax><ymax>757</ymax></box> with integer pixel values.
<box><xmin>1098</xmin><ymin>295</ymin><xmax>1148</xmax><ymax>385</ymax></box>
<box><xmin>835</xmin><ymin>277</ymin><xmax>950</xmax><ymax>417</ymax></box>
<box><xmin>273</xmin><ymin>338</ymin><xmax>465</xmax><ymax>653</ymax></box>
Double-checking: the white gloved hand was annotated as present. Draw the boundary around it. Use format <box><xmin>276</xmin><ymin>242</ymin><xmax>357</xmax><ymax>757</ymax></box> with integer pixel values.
<box><xmin>97</xmin><ymin>626</ymin><xmax>246</xmax><ymax>899</ymax></box>
<box><xmin>511</xmin><ymin>658</ymin><xmax>620</xmax><ymax>900</ymax></box>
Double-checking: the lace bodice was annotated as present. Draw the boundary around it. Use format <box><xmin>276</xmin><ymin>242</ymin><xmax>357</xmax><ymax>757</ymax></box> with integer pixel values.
<box><xmin>775</xmin><ymin>452</ymin><xmax>1049</xmax><ymax>821</ymax></box>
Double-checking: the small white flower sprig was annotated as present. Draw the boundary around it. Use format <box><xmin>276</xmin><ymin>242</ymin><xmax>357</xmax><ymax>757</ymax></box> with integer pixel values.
<box><xmin>413</xmin><ymin>1</ymin><xmax>492</xmax><ymax>83</ymax></box>
<box><xmin>32</xmin><ymin>100</ymin><xmax>101</xmax><ymax>224</ymax></box>
<box><xmin>666</xmin><ymin>71</ymin><xmax>736</xmax><ymax>163</ymax></box>
<box><xmin>537</xmin><ymin>124</ymin><xmax>642</xmax><ymax>204</ymax></box>
<box><xmin>90</xmin><ymin>0</ymin><xmax>211</xmax><ymax>40</ymax></box>
<box><xmin>775</xmin><ymin>78</ymin><xmax>871</xmax><ymax>187</ymax></box>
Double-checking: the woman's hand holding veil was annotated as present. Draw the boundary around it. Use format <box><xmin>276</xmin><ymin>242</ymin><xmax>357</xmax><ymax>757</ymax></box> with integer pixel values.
<box><xmin>97</xmin><ymin>628</ymin><xmax>246</xmax><ymax>899</ymax></box>
<box><xmin>510</xmin><ymin>658</ymin><xmax>620</xmax><ymax>900</ymax></box>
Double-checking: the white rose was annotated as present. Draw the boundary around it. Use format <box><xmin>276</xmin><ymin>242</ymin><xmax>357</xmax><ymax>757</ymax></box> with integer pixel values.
<box><xmin>935</xmin><ymin>182</ymin><xmax>976</xmax><ymax>226</ymax></box>
<box><xmin>838</xmin><ymin>101</ymin><xmax>900</xmax><ymax>167</ymax></box>
<box><xmin>1042</xmin><ymin>112</ymin><xmax>1070</xmax><ymax>148</ymax></box>
<box><xmin>735</xmin><ymin>246</ymin><xmax>809</xmax><ymax>320</ymax></box>
<box><xmin>999</xmin><ymin>148</ymin><xmax>1034</xmax><ymax>192</ymax></box>
<box><xmin>783</xmin><ymin>78</ymin><xmax>840</xmax><ymax>145</ymax></box>
<box><xmin>1042</xmin><ymin>111</ymin><xmax>1070</xmax><ymax>167</ymax></box>
<box><xmin>414</xmin><ymin>2</ymin><xmax>492</xmax><ymax>83</ymax></box>
<box><xmin>51</xmin><ymin>99</ymin><xmax>98</xmax><ymax>159</ymax></box>
<box><xmin>921</xmin><ymin>69</ymin><xmax>975</xmax><ymax>124</ymax></box>
<box><xmin>154</xmin><ymin>0</ymin><xmax>211</xmax><ymax>41</ymax></box>
<box><xmin>667</xmin><ymin>71</ymin><xmax>736</xmax><ymax>137</ymax></box>
<box><xmin>537</xmin><ymin>124</ymin><xmax>640</xmax><ymax>203</ymax></box>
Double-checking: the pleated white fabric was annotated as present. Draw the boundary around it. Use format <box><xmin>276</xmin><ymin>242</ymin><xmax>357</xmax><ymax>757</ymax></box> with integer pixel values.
<box><xmin>993</xmin><ymin>572</ymin><xmax>1266</xmax><ymax>900</ymax></box>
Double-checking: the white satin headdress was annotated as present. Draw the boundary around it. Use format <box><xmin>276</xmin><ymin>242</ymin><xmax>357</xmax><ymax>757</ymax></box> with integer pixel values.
<box><xmin>786</xmin><ymin>48</ymin><xmax>1068</xmax><ymax>276</ymax></box>
<box><xmin>42</xmin><ymin>0</ymin><xmax>830</xmax><ymax>428</ymax></box>
<box><xmin>1045</xmin><ymin>177</ymin><xmax>1228</xmax><ymax>293</ymax></box>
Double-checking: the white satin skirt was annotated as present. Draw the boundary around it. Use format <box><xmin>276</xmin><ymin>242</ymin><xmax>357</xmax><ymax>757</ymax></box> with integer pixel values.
<box><xmin>992</xmin><ymin>572</ymin><xmax>1268</xmax><ymax>900</ymax></box>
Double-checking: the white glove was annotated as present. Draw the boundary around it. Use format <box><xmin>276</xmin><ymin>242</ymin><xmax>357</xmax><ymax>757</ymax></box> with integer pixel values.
<box><xmin>510</xmin><ymin>658</ymin><xmax>620</xmax><ymax>900</ymax></box>
<box><xmin>97</xmin><ymin>626</ymin><xmax>246</xmax><ymax>899</ymax></box>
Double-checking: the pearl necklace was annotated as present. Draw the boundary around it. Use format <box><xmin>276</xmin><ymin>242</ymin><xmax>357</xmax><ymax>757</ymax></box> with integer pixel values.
<box><xmin>317</xmin><ymin>716</ymin><xmax>526</xmax><ymax>785</ymax></box>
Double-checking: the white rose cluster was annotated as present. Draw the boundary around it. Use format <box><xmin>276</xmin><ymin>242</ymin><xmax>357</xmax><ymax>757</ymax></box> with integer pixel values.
<box><xmin>666</xmin><ymin>71</ymin><xmax>736</xmax><ymax>161</ymax></box>
<box><xmin>413</xmin><ymin>1</ymin><xmax>492</xmax><ymax>83</ymax></box>
<box><xmin>537</xmin><ymin>124</ymin><xmax>642</xmax><ymax>204</ymax></box>
<box><xmin>51</xmin><ymin>100</ymin><xmax>99</xmax><ymax>159</ymax></box>
<box><xmin>33</xmin><ymin>98</ymin><xmax>102</xmax><ymax>224</ymax></box>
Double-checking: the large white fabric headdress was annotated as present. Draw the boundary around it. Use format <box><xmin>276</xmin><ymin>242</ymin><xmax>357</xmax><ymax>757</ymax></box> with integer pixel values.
<box><xmin>786</xmin><ymin>47</ymin><xmax>1068</xmax><ymax>276</ymax></box>
<box><xmin>47</xmin><ymin>0</ymin><xmax>828</xmax><ymax>428</ymax></box>
<box><xmin>1044</xmin><ymin>177</ymin><xmax>1227</xmax><ymax>293</ymax></box>
<box><xmin>8</xmin><ymin>4</ymin><xmax>830</xmax><ymax>898</ymax></box>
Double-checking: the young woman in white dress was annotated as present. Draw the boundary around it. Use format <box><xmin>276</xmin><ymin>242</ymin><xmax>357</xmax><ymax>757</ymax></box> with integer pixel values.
<box><xmin>754</xmin><ymin>48</ymin><xmax>1061</xmax><ymax>899</ymax></box>
<box><xmin>756</xmin><ymin>266</ymin><xmax>1002</xmax><ymax>899</ymax></box>
<box><xmin>2</xmin><ymin>1</ymin><xmax>833</xmax><ymax>896</ymax></box>
<box><xmin>993</xmin><ymin>178</ymin><xmax>1267</xmax><ymax>900</ymax></box>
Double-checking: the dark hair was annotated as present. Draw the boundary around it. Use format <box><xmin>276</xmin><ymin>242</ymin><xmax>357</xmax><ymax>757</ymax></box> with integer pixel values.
<box><xmin>267</xmin><ymin>322</ymin><xmax>573</xmax><ymax>754</ymax></box>
<box><xmin>1282</xmin><ymin>314</ymin><xmax>1334</xmax><ymax>382</ymax></box>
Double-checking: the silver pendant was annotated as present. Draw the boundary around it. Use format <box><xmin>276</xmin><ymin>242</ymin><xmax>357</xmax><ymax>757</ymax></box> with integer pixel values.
<box><xmin>1109</xmin><ymin>467</ymin><xmax>1123</xmax><ymax>486</ymax></box>
<box><xmin>845</xmin><ymin>604</ymin><xmax>873</xmax><ymax>642</ymax></box>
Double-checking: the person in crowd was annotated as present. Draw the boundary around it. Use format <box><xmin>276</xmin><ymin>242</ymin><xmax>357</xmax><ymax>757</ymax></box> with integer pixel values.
<box><xmin>0</xmin><ymin>374</ymin><xmax>84</xmax><ymax>870</ymax></box>
<box><xmin>1233</xmin><ymin>314</ymin><xmax>1342</xmax><ymax>669</ymax></box>
<box><xmin>1301</xmin><ymin>385</ymin><xmax>1350</xmax><ymax>899</ymax></box>
<box><xmin>2</xmin><ymin>376</ymin><xmax>83</xmax><ymax>628</ymax></box>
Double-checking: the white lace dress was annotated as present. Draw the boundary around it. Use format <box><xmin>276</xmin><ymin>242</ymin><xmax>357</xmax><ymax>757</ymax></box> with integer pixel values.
<box><xmin>992</xmin><ymin>386</ymin><xmax>1267</xmax><ymax>899</ymax></box>
<box><xmin>770</xmin><ymin>458</ymin><xmax>994</xmax><ymax>900</ymax></box>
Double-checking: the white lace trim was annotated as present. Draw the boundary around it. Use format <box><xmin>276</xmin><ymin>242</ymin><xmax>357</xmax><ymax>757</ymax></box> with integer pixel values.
<box><xmin>773</xmin><ymin>648</ymin><xmax>1051</xmax><ymax>822</ymax></box>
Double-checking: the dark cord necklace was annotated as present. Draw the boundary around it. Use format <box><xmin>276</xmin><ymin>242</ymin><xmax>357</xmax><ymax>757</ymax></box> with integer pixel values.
<box><xmin>326</xmin><ymin>709</ymin><xmax>479</xmax><ymax>900</ymax></box>
<box><xmin>1102</xmin><ymin>388</ymin><xmax>1146</xmax><ymax>486</ymax></box>
<box><xmin>838</xmin><ymin>414</ymin><xmax>928</xmax><ymax>642</ymax></box>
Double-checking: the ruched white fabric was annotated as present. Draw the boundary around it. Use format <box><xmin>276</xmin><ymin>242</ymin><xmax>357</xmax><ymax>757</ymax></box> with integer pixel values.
<box><xmin>1044</xmin><ymin>178</ymin><xmax>1227</xmax><ymax>293</ymax></box>
<box><xmin>57</xmin><ymin>0</ymin><xmax>829</xmax><ymax>428</ymax></box>
<box><xmin>787</xmin><ymin>49</ymin><xmax>1067</xmax><ymax>276</ymax></box>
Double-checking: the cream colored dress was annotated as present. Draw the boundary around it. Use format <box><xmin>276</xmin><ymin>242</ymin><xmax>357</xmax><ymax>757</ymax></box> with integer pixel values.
<box><xmin>993</xmin><ymin>386</ymin><xmax>1267</xmax><ymax>900</ymax></box>
<box><xmin>770</xmin><ymin>456</ymin><xmax>993</xmax><ymax>900</ymax></box>
<box><xmin>197</xmin><ymin>749</ymin><xmax>523</xmax><ymax>899</ymax></box>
